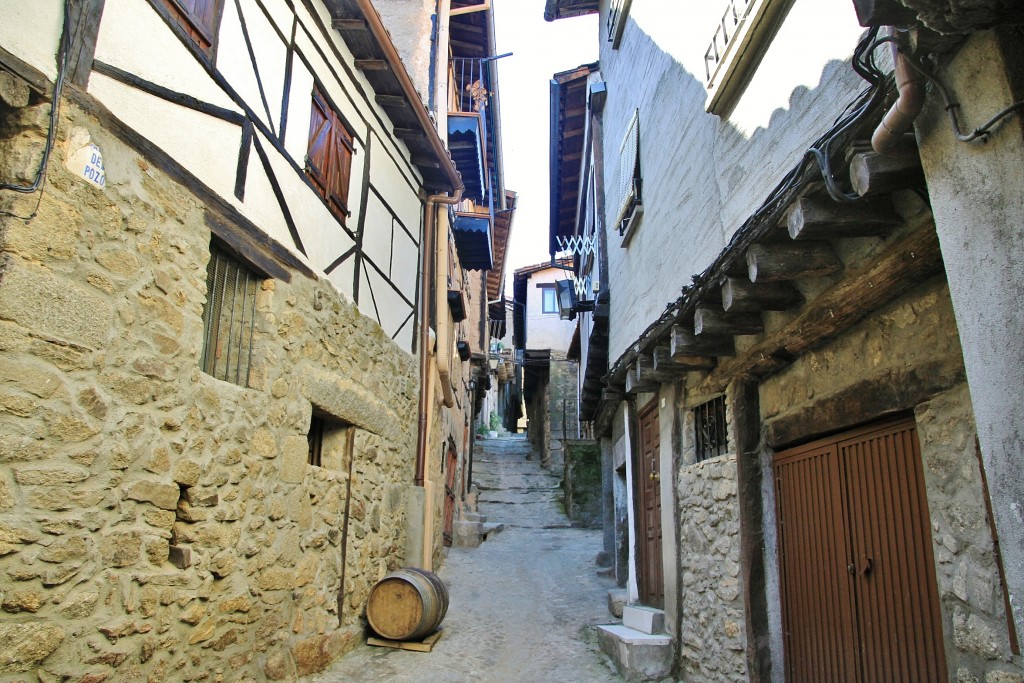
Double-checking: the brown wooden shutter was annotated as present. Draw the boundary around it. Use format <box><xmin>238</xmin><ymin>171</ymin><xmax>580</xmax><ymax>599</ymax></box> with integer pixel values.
<box><xmin>307</xmin><ymin>88</ymin><xmax>354</xmax><ymax>223</ymax></box>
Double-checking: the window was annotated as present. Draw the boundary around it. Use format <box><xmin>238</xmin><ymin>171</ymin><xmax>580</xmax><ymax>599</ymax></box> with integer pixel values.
<box><xmin>306</xmin><ymin>411</ymin><xmax>353</xmax><ymax>470</ymax></box>
<box><xmin>540</xmin><ymin>285</ymin><xmax>558</xmax><ymax>314</ymax></box>
<box><xmin>154</xmin><ymin>0</ymin><xmax>224</xmax><ymax>56</ymax></box>
<box><xmin>614</xmin><ymin>109</ymin><xmax>642</xmax><ymax>244</ymax></box>
<box><xmin>201</xmin><ymin>241</ymin><xmax>261</xmax><ymax>386</ymax></box>
<box><xmin>694</xmin><ymin>396</ymin><xmax>729</xmax><ymax>462</ymax></box>
<box><xmin>306</xmin><ymin>87</ymin><xmax>355</xmax><ymax>224</ymax></box>
<box><xmin>606</xmin><ymin>0</ymin><xmax>633</xmax><ymax>49</ymax></box>
<box><xmin>703</xmin><ymin>0</ymin><xmax>794</xmax><ymax>115</ymax></box>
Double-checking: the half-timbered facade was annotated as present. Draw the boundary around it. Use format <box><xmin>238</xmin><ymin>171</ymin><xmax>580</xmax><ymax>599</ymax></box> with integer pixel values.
<box><xmin>0</xmin><ymin>0</ymin><xmax>511</xmax><ymax>678</ymax></box>
<box><xmin>548</xmin><ymin>0</ymin><xmax>1023</xmax><ymax>680</ymax></box>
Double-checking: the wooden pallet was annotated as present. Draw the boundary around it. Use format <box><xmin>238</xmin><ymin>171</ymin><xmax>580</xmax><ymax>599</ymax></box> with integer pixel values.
<box><xmin>367</xmin><ymin>629</ymin><xmax>443</xmax><ymax>653</ymax></box>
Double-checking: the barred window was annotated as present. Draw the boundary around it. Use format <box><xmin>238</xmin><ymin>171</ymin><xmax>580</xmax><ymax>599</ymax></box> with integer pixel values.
<box><xmin>307</xmin><ymin>411</ymin><xmax>353</xmax><ymax>470</ymax></box>
<box><xmin>201</xmin><ymin>242</ymin><xmax>259</xmax><ymax>386</ymax></box>
<box><xmin>694</xmin><ymin>396</ymin><xmax>728</xmax><ymax>462</ymax></box>
<box><xmin>615</xmin><ymin>109</ymin><xmax>642</xmax><ymax>242</ymax></box>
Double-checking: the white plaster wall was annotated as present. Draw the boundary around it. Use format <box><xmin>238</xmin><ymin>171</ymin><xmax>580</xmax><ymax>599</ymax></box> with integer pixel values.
<box><xmin>0</xmin><ymin>0</ymin><xmax>64</xmax><ymax>80</ymax></box>
<box><xmin>219</xmin><ymin>0</ymin><xmax>288</xmax><ymax>136</ymax></box>
<box><xmin>598</xmin><ymin>0</ymin><xmax>869</xmax><ymax>364</ymax></box>
<box><xmin>375</xmin><ymin>0</ymin><xmax>436</xmax><ymax>105</ymax></box>
<box><xmin>915</xmin><ymin>29</ymin><xmax>1024</xmax><ymax>647</ymax></box>
<box><xmin>523</xmin><ymin>267</ymin><xmax>577</xmax><ymax>352</ymax></box>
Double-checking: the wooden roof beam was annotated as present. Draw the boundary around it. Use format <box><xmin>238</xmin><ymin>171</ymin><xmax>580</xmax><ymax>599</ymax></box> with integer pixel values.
<box><xmin>625</xmin><ymin>365</ymin><xmax>658</xmax><ymax>394</ymax></box>
<box><xmin>747</xmin><ymin>243</ymin><xmax>842</xmax><ymax>283</ymax></box>
<box><xmin>787</xmin><ymin>196</ymin><xmax>899</xmax><ymax>240</ymax></box>
<box><xmin>695</xmin><ymin>308</ymin><xmax>763</xmax><ymax>336</ymax></box>
<box><xmin>671</xmin><ymin>325</ymin><xmax>735</xmax><ymax>358</ymax></box>
<box><xmin>355</xmin><ymin>59</ymin><xmax>389</xmax><ymax>71</ymax></box>
<box><xmin>654</xmin><ymin>345</ymin><xmax>715</xmax><ymax>372</ymax></box>
<box><xmin>850</xmin><ymin>144</ymin><xmax>925</xmax><ymax>197</ymax></box>
<box><xmin>721</xmin><ymin>277</ymin><xmax>803</xmax><ymax>312</ymax></box>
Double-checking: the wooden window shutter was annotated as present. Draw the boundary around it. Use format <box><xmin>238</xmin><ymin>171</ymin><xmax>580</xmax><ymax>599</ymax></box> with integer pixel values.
<box><xmin>614</xmin><ymin>108</ymin><xmax>641</xmax><ymax>229</ymax></box>
<box><xmin>307</xmin><ymin>87</ymin><xmax>354</xmax><ymax>223</ymax></box>
<box><xmin>161</xmin><ymin>0</ymin><xmax>220</xmax><ymax>52</ymax></box>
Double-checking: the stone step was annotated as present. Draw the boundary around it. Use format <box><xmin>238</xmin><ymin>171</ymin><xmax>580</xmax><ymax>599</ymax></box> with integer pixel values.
<box><xmin>622</xmin><ymin>605</ymin><xmax>665</xmax><ymax>635</ymax></box>
<box><xmin>596</xmin><ymin>624</ymin><xmax>673</xmax><ymax>682</ymax></box>
<box><xmin>607</xmin><ymin>589</ymin><xmax>627</xmax><ymax>618</ymax></box>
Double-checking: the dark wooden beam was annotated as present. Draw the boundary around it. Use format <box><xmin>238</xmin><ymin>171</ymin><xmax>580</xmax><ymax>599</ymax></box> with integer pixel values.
<box><xmin>850</xmin><ymin>145</ymin><xmax>926</xmax><ymax>197</ymax></box>
<box><xmin>67</xmin><ymin>0</ymin><xmax>106</xmax><ymax>87</ymax></box>
<box><xmin>355</xmin><ymin>59</ymin><xmax>389</xmax><ymax>71</ymax></box>
<box><xmin>722</xmin><ymin>278</ymin><xmax>803</xmax><ymax>312</ymax></box>
<box><xmin>636</xmin><ymin>354</ymin><xmax>678</xmax><ymax>383</ymax></box>
<box><xmin>332</xmin><ymin>18</ymin><xmax>368</xmax><ymax>30</ymax></box>
<box><xmin>701</xmin><ymin>223</ymin><xmax>945</xmax><ymax>394</ymax></box>
<box><xmin>375</xmin><ymin>94</ymin><xmax>407</xmax><ymax>108</ymax></box>
<box><xmin>746</xmin><ymin>243</ymin><xmax>842</xmax><ymax>283</ymax></box>
<box><xmin>671</xmin><ymin>325</ymin><xmax>735</xmax><ymax>357</ymax></box>
<box><xmin>410</xmin><ymin>156</ymin><xmax>440</xmax><ymax>169</ymax></box>
<box><xmin>394</xmin><ymin>127</ymin><xmax>425</xmax><ymax>141</ymax></box>
<box><xmin>786</xmin><ymin>196</ymin><xmax>899</xmax><ymax>240</ymax></box>
<box><xmin>695</xmin><ymin>308</ymin><xmax>764</xmax><ymax>336</ymax></box>
<box><xmin>625</xmin><ymin>366</ymin><xmax>658</xmax><ymax>394</ymax></box>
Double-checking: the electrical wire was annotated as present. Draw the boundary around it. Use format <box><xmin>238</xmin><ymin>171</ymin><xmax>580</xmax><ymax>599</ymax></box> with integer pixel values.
<box><xmin>0</xmin><ymin>0</ymin><xmax>71</xmax><ymax>219</ymax></box>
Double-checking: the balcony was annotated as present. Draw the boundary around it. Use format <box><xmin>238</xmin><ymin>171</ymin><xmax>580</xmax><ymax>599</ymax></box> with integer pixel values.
<box><xmin>448</xmin><ymin>113</ymin><xmax>487</xmax><ymax>203</ymax></box>
<box><xmin>451</xmin><ymin>211</ymin><xmax>493</xmax><ymax>271</ymax></box>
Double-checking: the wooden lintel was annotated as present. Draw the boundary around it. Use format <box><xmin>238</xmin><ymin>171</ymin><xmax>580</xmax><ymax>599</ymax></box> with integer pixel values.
<box><xmin>375</xmin><ymin>94</ymin><xmax>407</xmax><ymax>108</ymax></box>
<box><xmin>625</xmin><ymin>366</ymin><xmax>658</xmax><ymax>395</ymax></box>
<box><xmin>746</xmin><ymin>242</ymin><xmax>842</xmax><ymax>283</ymax></box>
<box><xmin>394</xmin><ymin>128</ymin><xmax>426</xmax><ymax>141</ymax></box>
<box><xmin>699</xmin><ymin>223</ymin><xmax>945</xmax><ymax>395</ymax></box>
<box><xmin>850</xmin><ymin>144</ymin><xmax>925</xmax><ymax>197</ymax></box>
<box><xmin>695</xmin><ymin>308</ymin><xmax>763</xmax><ymax>336</ymax></box>
<box><xmin>332</xmin><ymin>18</ymin><xmax>368</xmax><ymax>30</ymax></box>
<box><xmin>786</xmin><ymin>196</ymin><xmax>899</xmax><ymax>240</ymax></box>
<box><xmin>722</xmin><ymin>277</ymin><xmax>803</xmax><ymax>312</ymax></box>
<box><xmin>355</xmin><ymin>59</ymin><xmax>390</xmax><ymax>71</ymax></box>
<box><xmin>671</xmin><ymin>325</ymin><xmax>735</xmax><ymax>357</ymax></box>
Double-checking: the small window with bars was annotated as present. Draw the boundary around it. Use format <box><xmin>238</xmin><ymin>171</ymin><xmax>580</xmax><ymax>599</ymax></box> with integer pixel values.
<box><xmin>615</xmin><ymin>109</ymin><xmax>642</xmax><ymax>242</ymax></box>
<box><xmin>307</xmin><ymin>411</ymin><xmax>353</xmax><ymax>469</ymax></box>
<box><xmin>694</xmin><ymin>395</ymin><xmax>729</xmax><ymax>462</ymax></box>
<box><xmin>200</xmin><ymin>242</ymin><xmax>260</xmax><ymax>386</ymax></box>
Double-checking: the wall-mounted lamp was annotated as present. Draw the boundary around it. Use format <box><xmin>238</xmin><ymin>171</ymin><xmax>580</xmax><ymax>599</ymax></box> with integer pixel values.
<box><xmin>555</xmin><ymin>279</ymin><xmax>595</xmax><ymax>321</ymax></box>
<box><xmin>468</xmin><ymin>378</ymin><xmax>477</xmax><ymax>391</ymax></box>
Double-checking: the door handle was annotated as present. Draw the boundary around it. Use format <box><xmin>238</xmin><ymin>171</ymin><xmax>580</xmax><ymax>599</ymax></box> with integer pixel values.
<box><xmin>857</xmin><ymin>556</ymin><xmax>874</xmax><ymax>577</ymax></box>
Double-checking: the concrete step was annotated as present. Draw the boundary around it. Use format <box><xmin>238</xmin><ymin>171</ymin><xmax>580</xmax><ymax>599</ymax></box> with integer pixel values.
<box><xmin>607</xmin><ymin>589</ymin><xmax>627</xmax><ymax>618</ymax></box>
<box><xmin>596</xmin><ymin>624</ymin><xmax>673</xmax><ymax>682</ymax></box>
<box><xmin>622</xmin><ymin>605</ymin><xmax>665</xmax><ymax>635</ymax></box>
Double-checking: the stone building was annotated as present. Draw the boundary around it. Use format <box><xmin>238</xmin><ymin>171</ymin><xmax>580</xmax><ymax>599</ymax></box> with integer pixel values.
<box><xmin>0</xmin><ymin>0</ymin><xmax>511</xmax><ymax>679</ymax></box>
<box><xmin>547</xmin><ymin>0</ymin><xmax>1023</xmax><ymax>680</ymax></box>
<box><xmin>512</xmin><ymin>261</ymin><xmax>580</xmax><ymax>469</ymax></box>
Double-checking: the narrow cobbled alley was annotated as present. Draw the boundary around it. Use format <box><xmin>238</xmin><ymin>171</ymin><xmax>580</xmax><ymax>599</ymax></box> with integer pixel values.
<box><xmin>306</xmin><ymin>435</ymin><xmax>622</xmax><ymax>682</ymax></box>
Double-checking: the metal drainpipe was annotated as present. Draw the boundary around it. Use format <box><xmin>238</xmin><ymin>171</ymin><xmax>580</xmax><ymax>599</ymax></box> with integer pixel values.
<box><xmin>871</xmin><ymin>33</ymin><xmax>926</xmax><ymax>154</ymax></box>
<box><xmin>416</xmin><ymin>191</ymin><xmax>463</xmax><ymax>488</ymax></box>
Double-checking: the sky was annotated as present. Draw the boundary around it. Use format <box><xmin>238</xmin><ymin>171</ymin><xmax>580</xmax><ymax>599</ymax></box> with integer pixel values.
<box><xmin>491</xmin><ymin>1</ymin><xmax>598</xmax><ymax>287</ymax></box>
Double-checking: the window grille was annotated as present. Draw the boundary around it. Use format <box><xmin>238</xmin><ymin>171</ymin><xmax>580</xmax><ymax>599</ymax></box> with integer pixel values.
<box><xmin>201</xmin><ymin>242</ymin><xmax>259</xmax><ymax>386</ymax></box>
<box><xmin>606</xmin><ymin>0</ymin><xmax>632</xmax><ymax>48</ymax></box>
<box><xmin>614</xmin><ymin>109</ymin><xmax>642</xmax><ymax>238</ymax></box>
<box><xmin>307</xmin><ymin>414</ymin><xmax>326</xmax><ymax>467</ymax></box>
<box><xmin>694</xmin><ymin>396</ymin><xmax>728</xmax><ymax>462</ymax></box>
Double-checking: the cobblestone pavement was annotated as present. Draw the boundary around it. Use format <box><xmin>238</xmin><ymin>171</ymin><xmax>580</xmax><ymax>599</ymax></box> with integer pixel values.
<box><xmin>306</xmin><ymin>434</ymin><xmax>622</xmax><ymax>683</ymax></box>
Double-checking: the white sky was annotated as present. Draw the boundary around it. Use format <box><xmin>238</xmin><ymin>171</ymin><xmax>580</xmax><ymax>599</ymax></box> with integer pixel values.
<box><xmin>491</xmin><ymin>1</ymin><xmax>598</xmax><ymax>288</ymax></box>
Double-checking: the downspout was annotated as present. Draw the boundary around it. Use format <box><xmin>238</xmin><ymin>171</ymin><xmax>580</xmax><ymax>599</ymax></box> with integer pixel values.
<box><xmin>436</xmin><ymin>210</ymin><xmax>457</xmax><ymax>410</ymax></box>
<box><xmin>871</xmin><ymin>34</ymin><xmax>926</xmax><ymax>154</ymax></box>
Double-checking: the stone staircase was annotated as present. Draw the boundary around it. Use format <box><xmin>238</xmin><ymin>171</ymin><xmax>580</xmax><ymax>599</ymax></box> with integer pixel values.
<box><xmin>596</xmin><ymin>603</ymin><xmax>673</xmax><ymax>681</ymax></box>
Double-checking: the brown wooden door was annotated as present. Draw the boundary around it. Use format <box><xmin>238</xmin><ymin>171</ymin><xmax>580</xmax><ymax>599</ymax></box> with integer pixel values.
<box><xmin>774</xmin><ymin>417</ymin><xmax>947</xmax><ymax>682</ymax></box>
<box><xmin>637</xmin><ymin>401</ymin><xmax>664</xmax><ymax>608</ymax></box>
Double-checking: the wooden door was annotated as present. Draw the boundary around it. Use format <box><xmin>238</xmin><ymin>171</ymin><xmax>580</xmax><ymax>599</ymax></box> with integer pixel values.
<box><xmin>637</xmin><ymin>401</ymin><xmax>664</xmax><ymax>608</ymax></box>
<box><xmin>774</xmin><ymin>417</ymin><xmax>947</xmax><ymax>682</ymax></box>
<box><xmin>443</xmin><ymin>444</ymin><xmax>458</xmax><ymax>547</ymax></box>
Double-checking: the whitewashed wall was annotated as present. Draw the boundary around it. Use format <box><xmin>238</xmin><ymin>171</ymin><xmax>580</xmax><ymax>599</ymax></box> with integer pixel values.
<box><xmin>597</xmin><ymin>0</ymin><xmax>867</xmax><ymax>363</ymax></box>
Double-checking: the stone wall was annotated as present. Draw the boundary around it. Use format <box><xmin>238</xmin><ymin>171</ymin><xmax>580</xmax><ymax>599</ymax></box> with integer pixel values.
<box><xmin>562</xmin><ymin>439</ymin><xmax>601</xmax><ymax>528</ymax></box>
<box><xmin>675</xmin><ymin>453</ymin><xmax>747</xmax><ymax>682</ymax></box>
<box><xmin>0</xmin><ymin>96</ymin><xmax>422</xmax><ymax>680</ymax></box>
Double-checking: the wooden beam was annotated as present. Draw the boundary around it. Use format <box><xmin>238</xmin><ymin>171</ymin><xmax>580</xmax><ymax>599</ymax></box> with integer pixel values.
<box><xmin>355</xmin><ymin>59</ymin><xmax>389</xmax><ymax>71</ymax></box>
<box><xmin>394</xmin><ymin>128</ymin><xmax>426</xmax><ymax>141</ymax></box>
<box><xmin>786</xmin><ymin>196</ymin><xmax>899</xmax><ymax>240</ymax></box>
<box><xmin>722</xmin><ymin>278</ymin><xmax>803</xmax><ymax>312</ymax></box>
<box><xmin>671</xmin><ymin>325</ymin><xmax>735</xmax><ymax>357</ymax></box>
<box><xmin>332</xmin><ymin>18</ymin><xmax>368</xmax><ymax>30</ymax></box>
<box><xmin>450</xmin><ymin>1</ymin><xmax>491</xmax><ymax>16</ymax></box>
<box><xmin>695</xmin><ymin>308</ymin><xmax>763</xmax><ymax>336</ymax></box>
<box><xmin>67</xmin><ymin>0</ymin><xmax>106</xmax><ymax>88</ymax></box>
<box><xmin>375</xmin><ymin>94</ymin><xmax>407</xmax><ymax>108</ymax></box>
<box><xmin>636</xmin><ymin>354</ymin><xmax>678</xmax><ymax>383</ymax></box>
<box><xmin>850</xmin><ymin>145</ymin><xmax>926</xmax><ymax>197</ymax></box>
<box><xmin>625</xmin><ymin>366</ymin><xmax>658</xmax><ymax>394</ymax></box>
<box><xmin>700</xmin><ymin>222</ymin><xmax>945</xmax><ymax>394</ymax></box>
<box><xmin>410</xmin><ymin>156</ymin><xmax>441</xmax><ymax>169</ymax></box>
<box><xmin>746</xmin><ymin>243</ymin><xmax>842</xmax><ymax>283</ymax></box>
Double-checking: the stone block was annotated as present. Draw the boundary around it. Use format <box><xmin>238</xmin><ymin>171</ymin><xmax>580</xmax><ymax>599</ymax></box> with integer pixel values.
<box><xmin>596</xmin><ymin>624</ymin><xmax>673</xmax><ymax>682</ymax></box>
<box><xmin>0</xmin><ymin>261</ymin><xmax>113</xmax><ymax>349</ymax></box>
<box><xmin>608</xmin><ymin>589</ymin><xmax>628</xmax><ymax>618</ymax></box>
<box><xmin>124</xmin><ymin>480</ymin><xmax>180</xmax><ymax>510</ymax></box>
<box><xmin>100</xmin><ymin>530</ymin><xmax>142</xmax><ymax>567</ymax></box>
<box><xmin>12</xmin><ymin>464</ymin><xmax>89</xmax><ymax>486</ymax></box>
<box><xmin>280</xmin><ymin>436</ymin><xmax>308</xmax><ymax>484</ymax></box>
<box><xmin>623</xmin><ymin>605</ymin><xmax>665</xmax><ymax>634</ymax></box>
<box><xmin>0</xmin><ymin>622</ymin><xmax>65</xmax><ymax>672</ymax></box>
<box><xmin>168</xmin><ymin>545</ymin><xmax>191</xmax><ymax>569</ymax></box>
<box><xmin>452</xmin><ymin>520</ymin><xmax>482</xmax><ymax>548</ymax></box>
<box><xmin>0</xmin><ymin>72</ymin><xmax>30</xmax><ymax>108</ymax></box>
<box><xmin>172</xmin><ymin>460</ymin><xmax>202</xmax><ymax>487</ymax></box>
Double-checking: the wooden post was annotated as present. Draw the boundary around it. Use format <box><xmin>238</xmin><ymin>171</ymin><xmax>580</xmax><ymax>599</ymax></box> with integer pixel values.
<box><xmin>746</xmin><ymin>243</ymin><xmax>842</xmax><ymax>283</ymax></box>
<box><xmin>731</xmin><ymin>379</ymin><xmax>773</xmax><ymax>682</ymax></box>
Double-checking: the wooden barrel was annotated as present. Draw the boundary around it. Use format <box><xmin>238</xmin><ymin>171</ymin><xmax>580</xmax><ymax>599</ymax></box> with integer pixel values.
<box><xmin>366</xmin><ymin>567</ymin><xmax>449</xmax><ymax>641</ymax></box>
